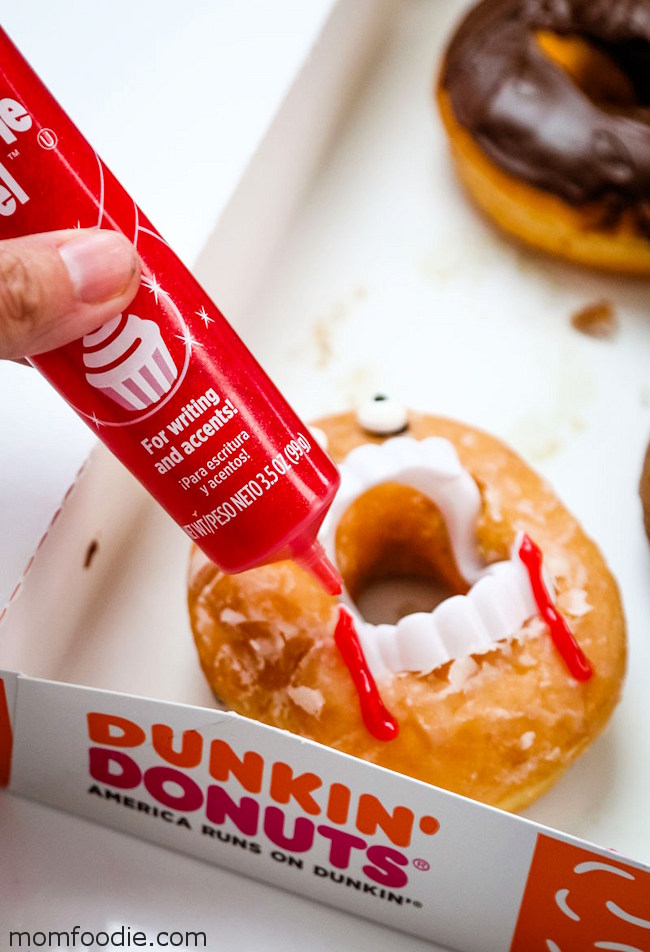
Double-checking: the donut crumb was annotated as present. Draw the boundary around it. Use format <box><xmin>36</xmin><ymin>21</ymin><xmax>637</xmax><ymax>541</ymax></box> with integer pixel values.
<box><xmin>570</xmin><ymin>300</ymin><xmax>618</xmax><ymax>339</ymax></box>
<box><xmin>83</xmin><ymin>539</ymin><xmax>99</xmax><ymax>569</ymax></box>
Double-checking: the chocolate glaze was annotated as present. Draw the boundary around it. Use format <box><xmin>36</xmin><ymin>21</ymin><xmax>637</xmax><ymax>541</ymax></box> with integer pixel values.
<box><xmin>442</xmin><ymin>0</ymin><xmax>650</xmax><ymax>230</ymax></box>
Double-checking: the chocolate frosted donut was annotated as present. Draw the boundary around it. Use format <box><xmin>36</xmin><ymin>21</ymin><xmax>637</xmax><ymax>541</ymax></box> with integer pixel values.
<box><xmin>437</xmin><ymin>0</ymin><xmax>650</xmax><ymax>272</ymax></box>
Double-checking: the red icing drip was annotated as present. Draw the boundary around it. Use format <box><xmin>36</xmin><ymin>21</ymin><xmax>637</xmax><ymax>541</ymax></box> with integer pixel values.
<box><xmin>334</xmin><ymin>609</ymin><xmax>399</xmax><ymax>742</ymax></box>
<box><xmin>518</xmin><ymin>533</ymin><xmax>593</xmax><ymax>681</ymax></box>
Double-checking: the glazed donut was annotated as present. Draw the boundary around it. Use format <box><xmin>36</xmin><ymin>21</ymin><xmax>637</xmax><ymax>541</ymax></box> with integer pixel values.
<box><xmin>187</xmin><ymin>407</ymin><xmax>626</xmax><ymax>812</ymax></box>
<box><xmin>437</xmin><ymin>0</ymin><xmax>650</xmax><ymax>274</ymax></box>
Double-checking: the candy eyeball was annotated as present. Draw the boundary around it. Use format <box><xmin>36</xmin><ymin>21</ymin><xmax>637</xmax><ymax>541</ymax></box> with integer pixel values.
<box><xmin>356</xmin><ymin>394</ymin><xmax>408</xmax><ymax>435</ymax></box>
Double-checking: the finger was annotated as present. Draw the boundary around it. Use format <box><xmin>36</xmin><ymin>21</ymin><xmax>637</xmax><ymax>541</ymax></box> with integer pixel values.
<box><xmin>0</xmin><ymin>229</ymin><xmax>141</xmax><ymax>360</ymax></box>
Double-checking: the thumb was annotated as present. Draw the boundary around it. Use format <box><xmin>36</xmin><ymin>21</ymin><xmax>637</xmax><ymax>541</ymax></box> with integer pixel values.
<box><xmin>0</xmin><ymin>229</ymin><xmax>141</xmax><ymax>360</ymax></box>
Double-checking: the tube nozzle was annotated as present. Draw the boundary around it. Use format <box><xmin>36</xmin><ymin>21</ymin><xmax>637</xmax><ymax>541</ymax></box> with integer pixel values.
<box><xmin>292</xmin><ymin>539</ymin><xmax>342</xmax><ymax>596</ymax></box>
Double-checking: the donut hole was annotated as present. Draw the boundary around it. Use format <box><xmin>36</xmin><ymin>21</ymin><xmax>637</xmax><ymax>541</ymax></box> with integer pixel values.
<box><xmin>536</xmin><ymin>31</ymin><xmax>639</xmax><ymax>107</ymax></box>
<box><xmin>334</xmin><ymin>483</ymin><xmax>469</xmax><ymax>625</ymax></box>
<box><xmin>354</xmin><ymin>576</ymin><xmax>452</xmax><ymax>626</ymax></box>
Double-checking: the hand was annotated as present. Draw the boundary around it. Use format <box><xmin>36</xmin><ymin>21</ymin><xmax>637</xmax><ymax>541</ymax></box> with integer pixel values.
<box><xmin>0</xmin><ymin>229</ymin><xmax>141</xmax><ymax>360</ymax></box>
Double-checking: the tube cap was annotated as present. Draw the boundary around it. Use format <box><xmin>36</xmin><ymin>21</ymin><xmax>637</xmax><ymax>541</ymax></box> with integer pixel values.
<box><xmin>292</xmin><ymin>539</ymin><xmax>342</xmax><ymax>596</ymax></box>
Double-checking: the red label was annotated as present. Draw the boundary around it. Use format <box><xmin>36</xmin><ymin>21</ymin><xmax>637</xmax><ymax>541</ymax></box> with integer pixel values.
<box><xmin>511</xmin><ymin>834</ymin><xmax>650</xmax><ymax>951</ymax></box>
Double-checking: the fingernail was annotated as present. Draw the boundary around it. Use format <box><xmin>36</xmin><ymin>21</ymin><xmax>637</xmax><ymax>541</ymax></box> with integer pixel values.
<box><xmin>59</xmin><ymin>230</ymin><xmax>139</xmax><ymax>303</ymax></box>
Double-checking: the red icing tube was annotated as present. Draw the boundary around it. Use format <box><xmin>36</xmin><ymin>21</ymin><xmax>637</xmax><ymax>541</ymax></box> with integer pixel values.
<box><xmin>334</xmin><ymin>609</ymin><xmax>399</xmax><ymax>742</ymax></box>
<box><xmin>0</xmin><ymin>30</ymin><xmax>342</xmax><ymax>592</ymax></box>
<box><xmin>518</xmin><ymin>533</ymin><xmax>593</xmax><ymax>682</ymax></box>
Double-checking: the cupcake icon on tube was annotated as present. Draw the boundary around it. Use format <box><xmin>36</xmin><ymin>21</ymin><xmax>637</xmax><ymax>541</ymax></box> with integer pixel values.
<box><xmin>82</xmin><ymin>312</ymin><xmax>178</xmax><ymax>411</ymax></box>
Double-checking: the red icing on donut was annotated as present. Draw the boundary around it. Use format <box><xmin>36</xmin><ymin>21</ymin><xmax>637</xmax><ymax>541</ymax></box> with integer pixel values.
<box><xmin>334</xmin><ymin>533</ymin><xmax>591</xmax><ymax>742</ymax></box>
<box><xmin>334</xmin><ymin>609</ymin><xmax>399</xmax><ymax>742</ymax></box>
<box><xmin>518</xmin><ymin>533</ymin><xmax>593</xmax><ymax>682</ymax></box>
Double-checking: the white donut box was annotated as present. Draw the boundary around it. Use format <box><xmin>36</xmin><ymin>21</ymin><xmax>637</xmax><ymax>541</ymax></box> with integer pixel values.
<box><xmin>1</xmin><ymin>2</ymin><xmax>649</xmax><ymax>949</ymax></box>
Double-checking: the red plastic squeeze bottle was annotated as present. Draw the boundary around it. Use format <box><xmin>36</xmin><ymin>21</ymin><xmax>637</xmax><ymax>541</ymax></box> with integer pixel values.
<box><xmin>0</xmin><ymin>29</ymin><xmax>342</xmax><ymax>595</ymax></box>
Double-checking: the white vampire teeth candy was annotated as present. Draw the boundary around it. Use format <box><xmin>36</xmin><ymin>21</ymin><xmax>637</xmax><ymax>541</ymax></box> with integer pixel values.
<box><xmin>320</xmin><ymin>436</ymin><xmax>553</xmax><ymax>678</ymax></box>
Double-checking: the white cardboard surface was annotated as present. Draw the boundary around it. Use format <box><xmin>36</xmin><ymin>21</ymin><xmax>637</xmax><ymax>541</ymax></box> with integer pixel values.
<box><xmin>2</xmin><ymin>0</ymin><xmax>338</xmax><ymax>268</ymax></box>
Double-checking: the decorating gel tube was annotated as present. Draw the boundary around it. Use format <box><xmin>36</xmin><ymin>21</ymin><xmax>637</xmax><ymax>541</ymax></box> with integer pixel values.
<box><xmin>0</xmin><ymin>29</ymin><xmax>342</xmax><ymax>594</ymax></box>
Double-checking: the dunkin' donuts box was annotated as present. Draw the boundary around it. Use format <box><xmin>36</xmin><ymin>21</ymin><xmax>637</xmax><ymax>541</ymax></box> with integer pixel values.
<box><xmin>1</xmin><ymin>1</ymin><xmax>650</xmax><ymax>950</ymax></box>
